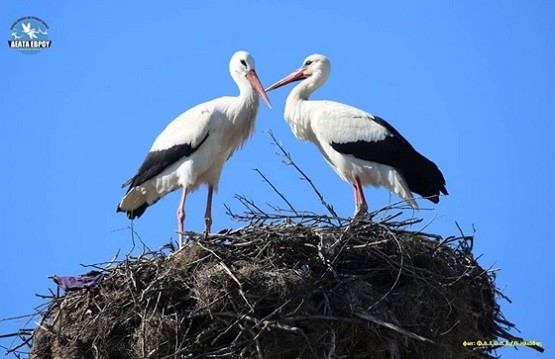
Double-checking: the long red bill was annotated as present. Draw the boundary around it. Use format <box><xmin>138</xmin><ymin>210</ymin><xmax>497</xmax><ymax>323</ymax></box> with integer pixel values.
<box><xmin>265</xmin><ymin>68</ymin><xmax>308</xmax><ymax>92</ymax></box>
<box><xmin>246</xmin><ymin>70</ymin><xmax>272</xmax><ymax>108</ymax></box>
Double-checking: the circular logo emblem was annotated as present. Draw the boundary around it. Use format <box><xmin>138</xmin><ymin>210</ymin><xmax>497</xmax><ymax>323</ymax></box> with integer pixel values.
<box><xmin>9</xmin><ymin>16</ymin><xmax>52</xmax><ymax>55</ymax></box>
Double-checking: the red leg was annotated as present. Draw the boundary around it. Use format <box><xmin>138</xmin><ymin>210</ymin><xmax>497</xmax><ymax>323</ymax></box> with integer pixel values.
<box><xmin>353</xmin><ymin>183</ymin><xmax>361</xmax><ymax>209</ymax></box>
<box><xmin>353</xmin><ymin>176</ymin><xmax>368</xmax><ymax>218</ymax></box>
<box><xmin>204</xmin><ymin>185</ymin><xmax>213</xmax><ymax>238</ymax></box>
<box><xmin>177</xmin><ymin>187</ymin><xmax>188</xmax><ymax>247</ymax></box>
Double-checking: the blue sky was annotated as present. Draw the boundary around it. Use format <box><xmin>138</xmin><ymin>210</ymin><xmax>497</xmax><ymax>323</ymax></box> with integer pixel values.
<box><xmin>1</xmin><ymin>1</ymin><xmax>553</xmax><ymax>357</ymax></box>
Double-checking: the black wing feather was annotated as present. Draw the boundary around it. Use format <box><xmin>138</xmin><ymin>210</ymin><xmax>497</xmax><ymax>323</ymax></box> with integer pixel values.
<box><xmin>124</xmin><ymin>131</ymin><xmax>210</xmax><ymax>191</ymax></box>
<box><xmin>331</xmin><ymin>116</ymin><xmax>447</xmax><ymax>202</ymax></box>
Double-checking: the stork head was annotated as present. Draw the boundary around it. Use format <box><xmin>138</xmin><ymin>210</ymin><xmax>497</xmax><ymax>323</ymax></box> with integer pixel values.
<box><xmin>265</xmin><ymin>54</ymin><xmax>331</xmax><ymax>93</ymax></box>
<box><xmin>230</xmin><ymin>51</ymin><xmax>272</xmax><ymax>108</ymax></box>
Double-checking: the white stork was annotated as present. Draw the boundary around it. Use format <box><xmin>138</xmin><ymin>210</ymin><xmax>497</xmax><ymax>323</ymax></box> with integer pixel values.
<box><xmin>118</xmin><ymin>51</ymin><xmax>271</xmax><ymax>245</ymax></box>
<box><xmin>266</xmin><ymin>54</ymin><xmax>447</xmax><ymax>216</ymax></box>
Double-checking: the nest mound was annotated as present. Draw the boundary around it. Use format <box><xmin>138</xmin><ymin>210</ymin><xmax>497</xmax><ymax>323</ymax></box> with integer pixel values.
<box><xmin>29</xmin><ymin>214</ymin><xmax>520</xmax><ymax>359</ymax></box>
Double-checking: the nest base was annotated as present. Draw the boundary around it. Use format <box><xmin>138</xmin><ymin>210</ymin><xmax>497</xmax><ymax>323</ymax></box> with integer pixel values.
<box><xmin>29</xmin><ymin>218</ymin><xmax>513</xmax><ymax>358</ymax></box>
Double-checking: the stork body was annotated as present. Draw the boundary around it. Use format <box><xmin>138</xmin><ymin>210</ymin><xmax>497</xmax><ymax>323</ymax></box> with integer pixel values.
<box><xmin>118</xmin><ymin>51</ymin><xmax>271</xmax><ymax>245</ymax></box>
<box><xmin>266</xmin><ymin>54</ymin><xmax>447</xmax><ymax>216</ymax></box>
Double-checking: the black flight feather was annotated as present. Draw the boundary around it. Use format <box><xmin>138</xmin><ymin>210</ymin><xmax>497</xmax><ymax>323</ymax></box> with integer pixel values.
<box><xmin>124</xmin><ymin>132</ymin><xmax>210</xmax><ymax>190</ymax></box>
<box><xmin>117</xmin><ymin>132</ymin><xmax>210</xmax><ymax>218</ymax></box>
<box><xmin>331</xmin><ymin>116</ymin><xmax>447</xmax><ymax>202</ymax></box>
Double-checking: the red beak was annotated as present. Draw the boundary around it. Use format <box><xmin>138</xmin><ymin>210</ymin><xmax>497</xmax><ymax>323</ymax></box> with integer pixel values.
<box><xmin>246</xmin><ymin>70</ymin><xmax>272</xmax><ymax>108</ymax></box>
<box><xmin>265</xmin><ymin>68</ymin><xmax>309</xmax><ymax>92</ymax></box>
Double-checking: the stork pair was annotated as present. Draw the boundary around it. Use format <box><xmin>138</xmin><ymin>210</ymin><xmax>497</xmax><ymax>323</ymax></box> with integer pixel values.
<box><xmin>117</xmin><ymin>51</ymin><xmax>447</xmax><ymax>247</ymax></box>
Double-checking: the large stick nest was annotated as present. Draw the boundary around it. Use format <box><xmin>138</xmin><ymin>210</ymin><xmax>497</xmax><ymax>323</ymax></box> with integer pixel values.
<box><xmin>26</xmin><ymin>206</ymin><xmax>526</xmax><ymax>359</ymax></box>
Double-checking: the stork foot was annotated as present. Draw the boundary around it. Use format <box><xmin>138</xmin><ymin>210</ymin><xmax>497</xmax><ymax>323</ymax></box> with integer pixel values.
<box><xmin>353</xmin><ymin>177</ymin><xmax>369</xmax><ymax>220</ymax></box>
<box><xmin>176</xmin><ymin>187</ymin><xmax>189</xmax><ymax>249</ymax></box>
<box><xmin>203</xmin><ymin>217</ymin><xmax>212</xmax><ymax>239</ymax></box>
<box><xmin>177</xmin><ymin>209</ymin><xmax>187</xmax><ymax>248</ymax></box>
<box><xmin>178</xmin><ymin>232</ymin><xmax>186</xmax><ymax>249</ymax></box>
<box><xmin>353</xmin><ymin>203</ymin><xmax>369</xmax><ymax>219</ymax></box>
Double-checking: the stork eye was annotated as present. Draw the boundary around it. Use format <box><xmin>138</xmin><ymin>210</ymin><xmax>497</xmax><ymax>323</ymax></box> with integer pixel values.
<box><xmin>240</xmin><ymin>59</ymin><xmax>247</xmax><ymax>67</ymax></box>
<box><xmin>304</xmin><ymin>60</ymin><xmax>313</xmax><ymax>66</ymax></box>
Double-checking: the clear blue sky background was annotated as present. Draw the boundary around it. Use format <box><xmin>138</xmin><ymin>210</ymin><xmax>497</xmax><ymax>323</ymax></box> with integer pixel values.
<box><xmin>1</xmin><ymin>1</ymin><xmax>553</xmax><ymax>358</ymax></box>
